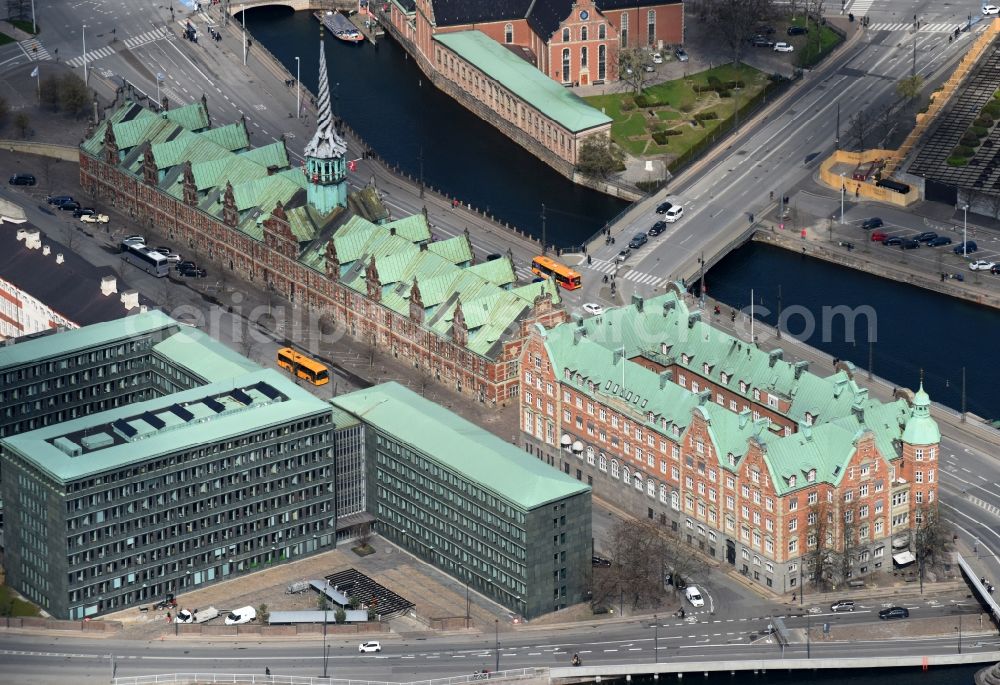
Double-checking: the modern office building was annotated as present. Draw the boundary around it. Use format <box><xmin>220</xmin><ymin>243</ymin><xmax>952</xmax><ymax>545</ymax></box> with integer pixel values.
<box><xmin>333</xmin><ymin>382</ymin><xmax>592</xmax><ymax>619</ymax></box>
<box><xmin>520</xmin><ymin>292</ymin><xmax>941</xmax><ymax>592</ymax></box>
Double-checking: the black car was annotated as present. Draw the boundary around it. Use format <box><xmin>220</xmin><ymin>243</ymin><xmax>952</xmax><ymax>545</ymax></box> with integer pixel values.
<box><xmin>592</xmin><ymin>555</ymin><xmax>612</xmax><ymax>568</ymax></box>
<box><xmin>649</xmin><ymin>221</ymin><xmax>667</xmax><ymax>236</ymax></box>
<box><xmin>59</xmin><ymin>201</ymin><xmax>81</xmax><ymax>211</ymax></box>
<box><xmin>787</xmin><ymin>25</ymin><xmax>809</xmax><ymax>35</ymax></box>
<box><xmin>928</xmin><ymin>236</ymin><xmax>953</xmax><ymax>247</ymax></box>
<box><xmin>177</xmin><ymin>260</ymin><xmax>197</xmax><ymax>271</ymax></box>
<box><xmin>629</xmin><ymin>233</ymin><xmax>648</xmax><ymax>249</ymax></box>
<box><xmin>954</xmin><ymin>241</ymin><xmax>978</xmax><ymax>254</ymax></box>
<box><xmin>756</xmin><ymin>24</ymin><xmax>776</xmax><ymax>34</ymax></box>
<box><xmin>9</xmin><ymin>173</ymin><xmax>35</xmax><ymax>185</ymax></box>
<box><xmin>991</xmin><ymin>264</ymin><xmax>1000</xmax><ymax>275</ymax></box>
<box><xmin>72</xmin><ymin>207</ymin><xmax>96</xmax><ymax>218</ymax></box>
<box><xmin>914</xmin><ymin>231</ymin><xmax>937</xmax><ymax>243</ymax></box>
<box><xmin>486</xmin><ymin>253</ymin><xmax>502</xmax><ymax>261</ymax></box>
<box><xmin>900</xmin><ymin>239</ymin><xmax>920</xmax><ymax>249</ymax></box>
<box><xmin>47</xmin><ymin>195</ymin><xmax>74</xmax><ymax>206</ymax></box>
<box><xmin>656</xmin><ymin>201</ymin><xmax>673</xmax><ymax>214</ymax></box>
<box><xmin>751</xmin><ymin>36</ymin><xmax>775</xmax><ymax>47</ymax></box>
<box><xmin>883</xmin><ymin>236</ymin><xmax>903</xmax><ymax>246</ymax></box>
<box><xmin>178</xmin><ymin>265</ymin><xmax>207</xmax><ymax>278</ymax></box>
<box><xmin>879</xmin><ymin>607</ymin><xmax>909</xmax><ymax>620</ymax></box>
<box><xmin>861</xmin><ymin>217</ymin><xmax>884</xmax><ymax>230</ymax></box>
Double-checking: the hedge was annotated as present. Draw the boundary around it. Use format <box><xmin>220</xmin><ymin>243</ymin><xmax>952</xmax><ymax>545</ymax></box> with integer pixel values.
<box><xmin>651</xmin><ymin>128</ymin><xmax>684</xmax><ymax>144</ymax></box>
<box><xmin>974</xmin><ymin>116</ymin><xmax>994</xmax><ymax>128</ymax></box>
<box><xmin>947</xmin><ymin>156</ymin><xmax>969</xmax><ymax>166</ymax></box>
<box><xmin>970</xmin><ymin>125</ymin><xmax>989</xmax><ymax>137</ymax></box>
<box><xmin>952</xmin><ymin>145</ymin><xmax>976</xmax><ymax>157</ymax></box>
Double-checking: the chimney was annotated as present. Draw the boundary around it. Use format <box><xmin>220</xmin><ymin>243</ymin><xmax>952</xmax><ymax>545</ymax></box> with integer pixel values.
<box><xmin>573</xmin><ymin>328</ymin><xmax>585</xmax><ymax>345</ymax></box>
<box><xmin>25</xmin><ymin>230</ymin><xmax>41</xmax><ymax>249</ymax></box>
<box><xmin>662</xmin><ymin>300</ymin><xmax>676</xmax><ymax>317</ymax></box>
<box><xmin>100</xmin><ymin>275</ymin><xmax>118</xmax><ymax>296</ymax></box>
<box><xmin>42</xmin><ymin>245</ymin><xmax>51</xmax><ymax>256</ymax></box>
<box><xmin>659</xmin><ymin>370</ymin><xmax>673</xmax><ymax>389</ymax></box>
<box><xmin>768</xmin><ymin>349</ymin><xmax>783</xmax><ymax>367</ymax></box>
<box><xmin>56</xmin><ymin>253</ymin><xmax>65</xmax><ymax>264</ymax></box>
<box><xmin>390</xmin><ymin>227</ymin><xmax>397</xmax><ymax>236</ymax></box>
<box><xmin>613</xmin><ymin>348</ymin><xmax>624</xmax><ymax>365</ymax></box>
<box><xmin>794</xmin><ymin>360</ymin><xmax>809</xmax><ymax>379</ymax></box>
<box><xmin>419</xmin><ymin>242</ymin><xmax>428</xmax><ymax>252</ymax></box>
<box><xmin>120</xmin><ymin>290</ymin><xmax>139</xmax><ymax>310</ymax></box>
<box><xmin>631</xmin><ymin>294</ymin><xmax>644</xmax><ymax>312</ymax></box>
<box><xmin>800</xmin><ymin>423</ymin><xmax>813</xmax><ymax>441</ymax></box>
<box><xmin>738</xmin><ymin>408</ymin><xmax>752</xmax><ymax>429</ymax></box>
<box><xmin>687</xmin><ymin>311</ymin><xmax>701</xmax><ymax>328</ymax></box>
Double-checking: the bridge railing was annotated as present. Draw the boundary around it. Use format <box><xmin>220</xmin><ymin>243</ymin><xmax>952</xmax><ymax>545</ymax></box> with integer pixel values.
<box><xmin>112</xmin><ymin>668</ymin><xmax>547</xmax><ymax>685</ymax></box>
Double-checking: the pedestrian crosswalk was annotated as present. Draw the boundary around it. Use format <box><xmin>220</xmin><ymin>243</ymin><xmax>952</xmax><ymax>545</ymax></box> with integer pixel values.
<box><xmin>66</xmin><ymin>46</ymin><xmax>115</xmax><ymax>68</ymax></box>
<box><xmin>586</xmin><ymin>258</ymin><xmax>666</xmax><ymax>288</ymax></box>
<box><xmin>122</xmin><ymin>27</ymin><xmax>171</xmax><ymax>50</ymax></box>
<box><xmin>845</xmin><ymin>0</ymin><xmax>876</xmax><ymax>18</ymax></box>
<box><xmin>868</xmin><ymin>21</ymin><xmax>963</xmax><ymax>32</ymax></box>
<box><xmin>18</xmin><ymin>38</ymin><xmax>51</xmax><ymax>61</ymax></box>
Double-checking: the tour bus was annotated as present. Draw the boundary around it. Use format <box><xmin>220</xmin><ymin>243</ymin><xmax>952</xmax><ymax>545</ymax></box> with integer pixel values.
<box><xmin>120</xmin><ymin>240</ymin><xmax>169</xmax><ymax>277</ymax></box>
<box><xmin>276</xmin><ymin>347</ymin><xmax>330</xmax><ymax>386</ymax></box>
<box><xmin>530</xmin><ymin>255</ymin><xmax>582</xmax><ymax>290</ymax></box>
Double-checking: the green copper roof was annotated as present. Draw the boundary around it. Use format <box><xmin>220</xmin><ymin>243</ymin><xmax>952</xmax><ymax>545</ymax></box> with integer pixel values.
<box><xmin>426</xmin><ymin>235</ymin><xmax>473</xmax><ymax>265</ymax></box>
<box><xmin>240</xmin><ymin>141</ymin><xmax>290</xmax><ymax>169</ymax></box>
<box><xmin>902</xmin><ymin>383</ymin><xmax>940</xmax><ymax>445</ymax></box>
<box><xmin>467</xmin><ymin>258</ymin><xmax>517</xmax><ymax>287</ymax></box>
<box><xmin>433</xmin><ymin>31</ymin><xmax>612</xmax><ymax>133</ymax></box>
<box><xmin>332</xmin><ymin>382</ymin><xmax>590</xmax><ymax>510</ymax></box>
<box><xmin>384</xmin><ymin>214</ymin><xmax>431</xmax><ymax>242</ymax></box>
<box><xmin>164</xmin><ymin>101</ymin><xmax>210</xmax><ymax>131</ymax></box>
<box><xmin>152</xmin><ymin>327</ymin><xmax>261</xmax><ymax>381</ymax></box>
<box><xmin>198</xmin><ymin>122</ymin><xmax>250</xmax><ymax>151</ymax></box>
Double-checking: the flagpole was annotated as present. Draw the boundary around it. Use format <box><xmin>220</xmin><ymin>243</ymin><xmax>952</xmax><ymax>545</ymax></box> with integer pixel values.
<box><xmin>32</xmin><ymin>66</ymin><xmax>40</xmax><ymax>105</ymax></box>
<box><xmin>750</xmin><ymin>288</ymin><xmax>754</xmax><ymax>344</ymax></box>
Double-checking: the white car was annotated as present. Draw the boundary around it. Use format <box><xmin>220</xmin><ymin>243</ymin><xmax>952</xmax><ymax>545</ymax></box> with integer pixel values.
<box><xmin>983</xmin><ymin>5</ymin><xmax>999</xmax><ymax>15</ymax></box>
<box><xmin>664</xmin><ymin>205</ymin><xmax>684</xmax><ymax>223</ymax></box>
<box><xmin>969</xmin><ymin>259</ymin><xmax>996</xmax><ymax>271</ymax></box>
<box><xmin>224</xmin><ymin>605</ymin><xmax>256</xmax><ymax>625</ymax></box>
<box><xmin>684</xmin><ymin>585</ymin><xmax>705</xmax><ymax>608</ymax></box>
<box><xmin>359</xmin><ymin>641</ymin><xmax>382</xmax><ymax>653</ymax></box>
<box><xmin>80</xmin><ymin>213</ymin><xmax>109</xmax><ymax>224</ymax></box>
<box><xmin>122</xmin><ymin>235</ymin><xmax>145</xmax><ymax>244</ymax></box>
<box><xmin>176</xmin><ymin>609</ymin><xmax>195</xmax><ymax>624</ymax></box>
<box><xmin>773</xmin><ymin>42</ymin><xmax>794</xmax><ymax>53</ymax></box>
<box><xmin>582</xmin><ymin>303</ymin><xmax>604</xmax><ymax>316</ymax></box>
<box><xmin>162</xmin><ymin>252</ymin><xmax>182</xmax><ymax>263</ymax></box>
<box><xmin>652</xmin><ymin>52</ymin><xmax>663</xmax><ymax>64</ymax></box>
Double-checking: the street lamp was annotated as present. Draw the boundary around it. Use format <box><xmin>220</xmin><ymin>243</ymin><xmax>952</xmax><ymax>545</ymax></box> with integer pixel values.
<box><xmin>155</xmin><ymin>72</ymin><xmax>165</xmax><ymax>107</ymax></box>
<box><xmin>494</xmin><ymin>618</ymin><xmax>500</xmax><ymax>672</ymax></box>
<box><xmin>962</xmin><ymin>204</ymin><xmax>969</xmax><ymax>257</ymax></box>
<box><xmin>652</xmin><ymin>614</ymin><xmax>659</xmax><ymax>663</ymax></box>
<box><xmin>295</xmin><ymin>56</ymin><xmax>301</xmax><ymax>118</ymax></box>
<box><xmin>958</xmin><ymin>614</ymin><xmax>963</xmax><ymax>654</ymax></box>
<box><xmin>241</xmin><ymin>4</ymin><xmax>247</xmax><ymax>66</ymax></box>
<box><xmin>465</xmin><ymin>576</ymin><xmax>470</xmax><ymax>629</ymax></box>
<box><xmin>82</xmin><ymin>24</ymin><xmax>88</xmax><ymax>87</ymax></box>
<box><xmin>322</xmin><ymin>579</ymin><xmax>330</xmax><ymax>678</ymax></box>
<box><xmin>840</xmin><ymin>172</ymin><xmax>846</xmax><ymax>224</ymax></box>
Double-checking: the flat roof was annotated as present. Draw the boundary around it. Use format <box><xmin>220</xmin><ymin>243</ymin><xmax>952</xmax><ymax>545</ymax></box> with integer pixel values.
<box><xmin>433</xmin><ymin>31</ymin><xmax>612</xmax><ymax>133</ymax></box>
<box><xmin>332</xmin><ymin>382</ymin><xmax>590</xmax><ymax>510</ymax></box>
<box><xmin>1</xmin><ymin>369</ymin><xmax>330</xmax><ymax>483</ymax></box>
<box><xmin>152</xmin><ymin>327</ymin><xmax>261</xmax><ymax>381</ymax></box>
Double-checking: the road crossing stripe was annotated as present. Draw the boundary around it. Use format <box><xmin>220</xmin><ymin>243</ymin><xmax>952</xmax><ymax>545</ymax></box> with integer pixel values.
<box><xmin>868</xmin><ymin>22</ymin><xmax>962</xmax><ymax>32</ymax></box>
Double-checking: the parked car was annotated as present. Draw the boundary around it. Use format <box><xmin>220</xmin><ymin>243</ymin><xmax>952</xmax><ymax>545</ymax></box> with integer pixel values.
<box><xmin>59</xmin><ymin>201</ymin><xmax>81</xmax><ymax>212</ymax></box>
<box><xmin>629</xmin><ymin>233</ymin><xmax>648</xmax><ymax>249</ymax></box>
<box><xmin>928</xmin><ymin>236</ymin><xmax>953</xmax><ymax>247</ymax></box>
<box><xmin>162</xmin><ymin>252</ymin><xmax>182</xmax><ymax>263</ymax></box>
<box><xmin>664</xmin><ymin>205</ymin><xmax>684</xmax><ymax>222</ymax></box>
<box><xmin>773</xmin><ymin>42</ymin><xmax>794</xmax><ymax>53</ymax></box>
<box><xmin>359</xmin><ymin>641</ymin><xmax>382</xmax><ymax>653</ymax></box>
<box><xmin>861</xmin><ymin>217</ymin><xmax>884</xmax><ymax>230</ymax></box>
<box><xmin>871</xmin><ymin>230</ymin><xmax>888</xmax><ymax>242</ymax></box>
<box><xmin>123</xmin><ymin>235</ymin><xmax>146</xmax><ymax>244</ymax></box>
<box><xmin>486</xmin><ymin>253</ymin><xmax>502</xmax><ymax>261</ymax></box>
<box><xmin>954</xmin><ymin>241</ymin><xmax>978</xmax><ymax>254</ymax></box>
<box><xmin>756</xmin><ymin>24</ymin><xmax>776</xmax><ymax>35</ymax></box>
<box><xmin>830</xmin><ymin>600</ymin><xmax>856</xmax><ymax>612</ymax></box>
<box><xmin>991</xmin><ymin>264</ymin><xmax>1000</xmax><ymax>274</ymax></box>
<box><xmin>72</xmin><ymin>207</ymin><xmax>96</xmax><ymax>217</ymax></box>
<box><xmin>225</xmin><ymin>606</ymin><xmax>256</xmax><ymax>625</ymax></box>
<box><xmin>652</xmin><ymin>52</ymin><xmax>663</xmax><ymax>64</ymax></box>
<box><xmin>883</xmin><ymin>236</ymin><xmax>903</xmax><ymax>246</ymax></box>
<box><xmin>47</xmin><ymin>195</ymin><xmax>73</xmax><ymax>206</ymax></box>
<box><xmin>81</xmin><ymin>213</ymin><xmax>109</xmax><ymax>224</ymax></box>
<box><xmin>970</xmin><ymin>259</ymin><xmax>996</xmax><ymax>271</ymax></box>
<box><xmin>592</xmin><ymin>555</ymin><xmax>612</xmax><ymax>567</ymax></box>
<box><xmin>878</xmin><ymin>607</ymin><xmax>909</xmax><ymax>620</ymax></box>
<box><xmin>649</xmin><ymin>221</ymin><xmax>667</xmax><ymax>236</ymax></box>
<box><xmin>787</xmin><ymin>25</ymin><xmax>809</xmax><ymax>35</ymax></box>
<box><xmin>674</xmin><ymin>47</ymin><xmax>689</xmax><ymax>62</ymax></box>
<box><xmin>643</xmin><ymin>64</ymin><xmax>655</xmax><ymax>73</ymax></box>
<box><xmin>582</xmin><ymin>303</ymin><xmax>605</xmax><ymax>316</ymax></box>
<box><xmin>656</xmin><ymin>201</ymin><xmax>673</xmax><ymax>214</ymax></box>
<box><xmin>983</xmin><ymin>4</ymin><xmax>999</xmax><ymax>15</ymax></box>
<box><xmin>9</xmin><ymin>173</ymin><xmax>36</xmax><ymax>185</ymax></box>
<box><xmin>900</xmin><ymin>239</ymin><xmax>920</xmax><ymax>249</ymax></box>
<box><xmin>684</xmin><ymin>585</ymin><xmax>705</xmax><ymax>608</ymax></box>
<box><xmin>176</xmin><ymin>260</ymin><xmax>197</xmax><ymax>270</ymax></box>
<box><xmin>914</xmin><ymin>231</ymin><xmax>937</xmax><ymax>243</ymax></box>
<box><xmin>178</xmin><ymin>265</ymin><xmax>207</xmax><ymax>278</ymax></box>
<box><xmin>751</xmin><ymin>36</ymin><xmax>775</xmax><ymax>47</ymax></box>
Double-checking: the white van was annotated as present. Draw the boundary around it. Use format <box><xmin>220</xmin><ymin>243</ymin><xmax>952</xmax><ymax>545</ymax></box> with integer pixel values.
<box><xmin>177</xmin><ymin>606</ymin><xmax>220</xmax><ymax>624</ymax></box>
<box><xmin>684</xmin><ymin>585</ymin><xmax>705</xmax><ymax>607</ymax></box>
<box><xmin>225</xmin><ymin>605</ymin><xmax>257</xmax><ymax>625</ymax></box>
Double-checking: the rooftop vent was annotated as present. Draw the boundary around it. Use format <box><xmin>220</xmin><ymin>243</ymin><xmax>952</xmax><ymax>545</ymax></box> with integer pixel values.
<box><xmin>688</xmin><ymin>311</ymin><xmax>701</xmax><ymax>328</ymax></box>
<box><xmin>25</xmin><ymin>230</ymin><xmax>41</xmax><ymax>249</ymax></box>
<box><xmin>56</xmin><ymin>253</ymin><xmax>65</xmax><ymax>264</ymax></box>
<box><xmin>793</xmin><ymin>360</ymin><xmax>809</xmax><ymax>379</ymax></box>
<box><xmin>662</xmin><ymin>300</ymin><xmax>676</xmax><ymax>317</ymax></box>
<box><xmin>632</xmin><ymin>294</ymin><xmax>644</xmax><ymax>312</ymax></box>
<box><xmin>101</xmin><ymin>275</ymin><xmax>118</xmax><ymax>296</ymax></box>
<box><xmin>121</xmin><ymin>290</ymin><xmax>139</xmax><ymax>310</ymax></box>
<box><xmin>42</xmin><ymin>245</ymin><xmax>51</xmax><ymax>256</ymax></box>
<box><xmin>768</xmin><ymin>349</ymin><xmax>783</xmax><ymax>367</ymax></box>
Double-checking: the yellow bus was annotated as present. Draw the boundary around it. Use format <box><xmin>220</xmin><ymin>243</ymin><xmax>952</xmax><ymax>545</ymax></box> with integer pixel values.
<box><xmin>530</xmin><ymin>255</ymin><xmax>582</xmax><ymax>290</ymax></box>
<box><xmin>276</xmin><ymin>347</ymin><xmax>330</xmax><ymax>386</ymax></box>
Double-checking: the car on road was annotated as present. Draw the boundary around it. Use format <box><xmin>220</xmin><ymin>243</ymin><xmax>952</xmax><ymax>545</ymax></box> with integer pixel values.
<box><xmin>629</xmin><ymin>233</ymin><xmax>648</xmax><ymax>249</ymax></box>
<box><xmin>830</xmin><ymin>600</ymin><xmax>856</xmax><ymax>612</ymax></box>
<box><xmin>984</xmin><ymin>4</ymin><xmax>999</xmax><ymax>15</ymax></box>
<box><xmin>9</xmin><ymin>173</ymin><xmax>35</xmax><ymax>185</ymax></box>
<box><xmin>81</xmin><ymin>213</ymin><xmax>109</xmax><ymax>224</ymax></box>
<box><xmin>674</xmin><ymin>47</ymin><xmax>689</xmax><ymax>62</ymax></box>
<box><xmin>992</xmin><ymin>264</ymin><xmax>1000</xmax><ymax>274</ymax></box>
<box><xmin>664</xmin><ymin>205</ymin><xmax>684</xmax><ymax>222</ymax></box>
<box><xmin>652</xmin><ymin>52</ymin><xmax>663</xmax><ymax>64</ymax></box>
<box><xmin>123</xmin><ymin>235</ymin><xmax>146</xmax><ymax>244</ymax></box>
<box><xmin>914</xmin><ymin>231</ymin><xmax>937</xmax><ymax>243</ymax></box>
<box><xmin>224</xmin><ymin>605</ymin><xmax>256</xmax><ymax>625</ymax></box>
<box><xmin>359</xmin><ymin>641</ymin><xmax>382</xmax><ymax>653</ymax></box>
<box><xmin>176</xmin><ymin>260</ymin><xmax>196</xmax><ymax>270</ymax></box>
<box><xmin>592</xmin><ymin>555</ymin><xmax>612</xmax><ymax>567</ymax></box>
<box><xmin>954</xmin><ymin>241</ymin><xmax>978</xmax><ymax>254</ymax></box>
<box><xmin>582</xmin><ymin>303</ymin><xmax>605</xmax><ymax>316</ymax></box>
<box><xmin>684</xmin><ymin>585</ymin><xmax>705</xmax><ymax>608</ymax></box>
<box><xmin>656</xmin><ymin>201</ymin><xmax>674</xmax><ymax>214</ymax></box>
<box><xmin>751</xmin><ymin>36</ymin><xmax>775</xmax><ymax>47</ymax></box>
<box><xmin>486</xmin><ymin>253</ymin><xmax>502</xmax><ymax>261</ymax></box>
<box><xmin>861</xmin><ymin>217</ymin><xmax>884</xmax><ymax>230</ymax></box>
<box><xmin>970</xmin><ymin>259</ymin><xmax>996</xmax><ymax>271</ymax></box>
<box><xmin>878</xmin><ymin>607</ymin><xmax>909</xmax><ymax>620</ymax></box>
<box><xmin>870</xmin><ymin>230</ymin><xmax>888</xmax><ymax>242</ymax></box>
<box><xmin>882</xmin><ymin>236</ymin><xmax>903</xmax><ymax>246</ymax></box>
<box><xmin>59</xmin><ymin>201</ymin><xmax>81</xmax><ymax>212</ymax></box>
<box><xmin>178</xmin><ymin>265</ymin><xmax>207</xmax><ymax>278</ymax></box>
<box><xmin>72</xmin><ymin>207</ymin><xmax>96</xmax><ymax>218</ymax></box>
<box><xmin>787</xmin><ymin>25</ymin><xmax>809</xmax><ymax>35</ymax></box>
<box><xmin>47</xmin><ymin>195</ymin><xmax>73</xmax><ymax>206</ymax></box>
<box><xmin>900</xmin><ymin>239</ymin><xmax>920</xmax><ymax>250</ymax></box>
<box><xmin>773</xmin><ymin>42</ymin><xmax>794</xmax><ymax>53</ymax></box>
<box><xmin>928</xmin><ymin>236</ymin><xmax>953</xmax><ymax>247</ymax></box>
<box><xmin>618</xmin><ymin>248</ymin><xmax>631</xmax><ymax>261</ymax></box>
<box><xmin>649</xmin><ymin>221</ymin><xmax>667</xmax><ymax>236</ymax></box>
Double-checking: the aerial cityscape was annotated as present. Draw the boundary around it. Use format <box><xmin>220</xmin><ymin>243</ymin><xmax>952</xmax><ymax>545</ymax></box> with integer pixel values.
<box><xmin>0</xmin><ymin>0</ymin><xmax>997</xmax><ymax>683</ymax></box>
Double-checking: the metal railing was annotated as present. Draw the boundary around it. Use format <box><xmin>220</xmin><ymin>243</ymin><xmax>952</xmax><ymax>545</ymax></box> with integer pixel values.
<box><xmin>112</xmin><ymin>668</ymin><xmax>547</xmax><ymax>685</ymax></box>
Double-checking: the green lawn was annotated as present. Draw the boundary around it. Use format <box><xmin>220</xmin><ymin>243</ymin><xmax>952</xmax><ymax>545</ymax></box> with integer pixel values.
<box><xmin>0</xmin><ymin>585</ymin><xmax>41</xmax><ymax>618</ymax></box>
<box><xmin>10</xmin><ymin>19</ymin><xmax>38</xmax><ymax>35</ymax></box>
<box><xmin>786</xmin><ymin>16</ymin><xmax>844</xmax><ymax>68</ymax></box>
<box><xmin>0</xmin><ymin>33</ymin><xmax>13</xmax><ymax>46</ymax></box>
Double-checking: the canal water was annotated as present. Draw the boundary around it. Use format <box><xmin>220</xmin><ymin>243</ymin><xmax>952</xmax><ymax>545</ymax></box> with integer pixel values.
<box><xmin>244</xmin><ymin>6</ymin><xmax>629</xmax><ymax>247</ymax></box>
<box><xmin>248</xmin><ymin>8</ymin><xmax>998</xmax><ymax>421</ymax></box>
<box><xmin>617</xmin><ymin>664</ymin><xmax>982</xmax><ymax>685</ymax></box>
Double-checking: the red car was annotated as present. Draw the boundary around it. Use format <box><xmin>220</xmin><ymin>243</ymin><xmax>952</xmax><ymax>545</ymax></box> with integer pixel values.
<box><xmin>871</xmin><ymin>230</ymin><xmax>888</xmax><ymax>242</ymax></box>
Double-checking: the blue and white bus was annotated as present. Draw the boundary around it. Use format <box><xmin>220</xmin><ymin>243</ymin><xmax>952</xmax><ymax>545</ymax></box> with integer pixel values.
<box><xmin>120</xmin><ymin>241</ymin><xmax>169</xmax><ymax>277</ymax></box>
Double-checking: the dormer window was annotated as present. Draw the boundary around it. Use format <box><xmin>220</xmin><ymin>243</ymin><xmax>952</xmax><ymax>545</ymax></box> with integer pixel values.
<box><xmin>660</xmin><ymin>342</ymin><xmax>669</xmax><ymax>354</ymax></box>
<box><xmin>739</xmin><ymin>381</ymin><xmax>748</xmax><ymax>393</ymax></box>
<box><xmin>563</xmin><ymin>368</ymin><xmax>572</xmax><ymax>379</ymax></box>
<box><xmin>806</xmin><ymin>469</ymin><xmax>816</xmax><ymax>482</ymax></box>
<box><xmin>753</xmin><ymin>389</ymin><xmax>761</xmax><ymax>401</ymax></box>
<box><xmin>703</xmin><ymin>362</ymin><xmax>711</xmax><ymax>374</ymax></box>
<box><xmin>681</xmin><ymin>353</ymin><xmax>690</xmax><ymax>364</ymax></box>
<box><xmin>804</xmin><ymin>412</ymin><xmax>814</xmax><ymax>426</ymax></box>
<box><xmin>720</xmin><ymin>372</ymin><xmax>729</xmax><ymax>384</ymax></box>
<box><xmin>728</xmin><ymin>453</ymin><xmax>737</xmax><ymax>466</ymax></box>
<box><xmin>788</xmin><ymin>475</ymin><xmax>797</xmax><ymax>487</ymax></box>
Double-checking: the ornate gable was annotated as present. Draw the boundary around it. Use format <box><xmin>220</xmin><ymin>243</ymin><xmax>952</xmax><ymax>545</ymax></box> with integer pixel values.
<box><xmin>103</xmin><ymin>123</ymin><xmax>119</xmax><ymax>166</ymax></box>
<box><xmin>263</xmin><ymin>201</ymin><xmax>296</xmax><ymax>258</ymax></box>
<box><xmin>324</xmin><ymin>240</ymin><xmax>340</xmax><ymax>281</ymax></box>
<box><xmin>221</xmin><ymin>182</ymin><xmax>238</xmax><ymax>227</ymax></box>
<box><xmin>182</xmin><ymin>161</ymin><xmax>197</xmax><ymax>207</ymax></box>
<box><xmin>452</xmin><ymin>298</ymin><xmax>468</xmax><ymax>348</ymax></box>
<box><xmin>365</xmin><ymin>256</ymin><xmax>381</xmax><ymax>302</ymax></box>
<box><xmin>409</xmin><ymin>278</ymin><xmax>424</xmax><ymax>324</ymax></box>
<box><xmin>141</xmin><ymin>144</ymin><xmax>157</xmax><ymax>186</ymax></box>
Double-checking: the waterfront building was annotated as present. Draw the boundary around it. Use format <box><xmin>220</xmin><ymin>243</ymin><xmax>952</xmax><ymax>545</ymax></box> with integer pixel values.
<box><xmin>0</xmin><ymin>225</ymin><xmax>150</xmax><ymax>341</ymax></box>
<box><xmin>333</xmin><ymin>382</ymin><xmax>592</xmax><ymax>619</ymax></box>
<box><xmin>79</xmin><ymin>39</ymin><xmax>566</xmax><ymax>407</ymax></box>
<box><xmin>519</xmin><ymin>291</ymin><xmax>940</xmax><ymax>592</ymax></box>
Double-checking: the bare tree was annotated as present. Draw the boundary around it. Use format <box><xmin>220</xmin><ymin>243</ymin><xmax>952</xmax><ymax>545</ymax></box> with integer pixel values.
<box><xmin>357</xmin><ymin>522</ymin><xmax>372</xmax><ymax>548</ymax></box>
<box><xmin>615</xmin><ymin>47</ymin><xmax>651</xmax><ymax>95</ymax></box>
<box><xmin>701</xmin><ymin>0</ymin><xmax>775</xmax><ymax>66</ymax></box>
<box><xmin>838</xmin><ymin>505</ymin><xmax>856</xmax><ymax>584</ymax></box>
<box><xmin>848</xmin><ymin>109</ymin><xmax>871</xmax><ymax>151</ymax></box>
<box><xmin>913</xmin><ymin>505</ymin><xmax>951</xmax><ymax>573</ymax></box>
<box><xmin>806</xmin><ymin>501</ymin><xmax>835</xmax><ymax>590</ymax></box>
<box><xmin>237</xmin><ymin>321</ymin><xmax>259</xmax><ymax>362</ymax></box>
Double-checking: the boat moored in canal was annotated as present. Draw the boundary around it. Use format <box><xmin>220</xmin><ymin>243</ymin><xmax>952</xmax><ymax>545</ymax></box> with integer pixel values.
<box><xmin>317</xmin><ymin>10</ymin><xmax>364</xmax><ymax>43</ymax></box>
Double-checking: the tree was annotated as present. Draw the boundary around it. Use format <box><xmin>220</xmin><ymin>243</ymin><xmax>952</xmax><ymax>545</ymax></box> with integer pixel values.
<box><xmin>237</xmin><ymin>321</ymin><xmax>259</xmax><ymax>362</ymax></box>
<box><xmin>700</xmin><ymin>0</ymin><xmax>775</xmax><ymax>66</ymax></box>
<box><xmin>838</xmin><ymin>505</ymin><xmax>856</xmax><ymax>584</ymax></box>
<box><xmin>334</xmin><ymin>607</ymin><xmax>347</xmax><ymax>623</ymax></box>
<box><xmin>805</xmin><ymin>501</ymin><xmax>835</xmax><ymax>589</ymax></box>
<box><xmin>896</xmin><ymin>74</ymin><xmax>924</xmax><ymax>101</ymax></box>
<box><xmin>13</xmin><ymin>112</ymin><xmax>30</xmax><ymax>138</ymax></box>
<box><xmin>913</xmin><ymin>505</ymin><xmax>951</xmax><ymax>572</ymax></box>
<box><xmin>848</xmin><ymin>109</ymin><xmax>871</xmax><ymax>151</ymax></box>
<box><xmin>357</xmin><ymin>522</ymin><xmax>372</xmax><ymax>549</ymax></box>
<box><xmin>577</xmin><ymin>135</ymin><xmax>626</xmax><ymax>179</ymax></box>
<box><xmin>59</xmin><ymin>74</ymin><xmax>90</xmax><ymax>119</ymax></box>
<box><xmin>615</xmin><ymin>47</ymin><xmax>651</xmax><ymax>95</ymax></box>
<box><xmin>257</xmin><ymin>603</ymin><xmax>270</xmax><ymax>625</ymax></box>
<box><xmin>40</xmin><ymin>75</ymin><xmax>60</xmax><ymax>111</ymax></box>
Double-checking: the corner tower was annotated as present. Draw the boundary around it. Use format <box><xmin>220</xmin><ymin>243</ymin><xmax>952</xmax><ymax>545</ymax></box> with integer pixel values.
<box><xmin>304</xmin><ymin>33</ymin><xmax>348</xmax><ymax>214</ymax></box>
